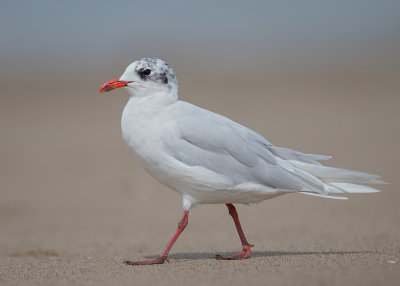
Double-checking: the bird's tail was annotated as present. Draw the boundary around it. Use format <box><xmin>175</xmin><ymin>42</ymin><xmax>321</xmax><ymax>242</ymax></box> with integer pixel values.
<box><xmin>289</xmin><ymin>160</ymin><xmax>387</xmax><ymax>200</ymax></box>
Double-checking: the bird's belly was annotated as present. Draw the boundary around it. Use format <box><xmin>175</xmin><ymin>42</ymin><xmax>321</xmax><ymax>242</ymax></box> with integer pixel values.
<box><xmin>125</xmin><ymin>139</ymin><xmax>282</xmax><ymax>205</ymax></box>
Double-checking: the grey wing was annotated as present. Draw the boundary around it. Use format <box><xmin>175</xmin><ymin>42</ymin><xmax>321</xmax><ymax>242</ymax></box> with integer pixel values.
<box><xmin>168</xmin><ymin>102</ymin><xmax>330</xmax><ymax>194</ymax></box>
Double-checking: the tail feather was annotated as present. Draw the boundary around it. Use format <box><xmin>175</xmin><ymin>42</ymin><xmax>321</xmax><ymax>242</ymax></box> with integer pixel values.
<box><xmin>299</xmin><ymin>192</ymin><xmax>348</xmax><ymax>200</ymax></box>
<box><xmin>326</xmin><ymin>183</ymin><xmax>381</xmax><ymax>194</ymax></box>
<box><xmin>289</xmin><ymin>160</ymin><xmax>387</xmax><ymax>185</ymax></box>
<box><xmin>288</xmin><ymin>159</ymin><xmax>386</xmax><ymax>199</ymax></box>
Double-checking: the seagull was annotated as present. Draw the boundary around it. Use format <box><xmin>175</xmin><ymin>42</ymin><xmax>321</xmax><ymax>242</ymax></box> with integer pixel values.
<box><xmin>99</xmin><ymin>57</ymin><xmax>385</xmax><ymax>266</ymax></box>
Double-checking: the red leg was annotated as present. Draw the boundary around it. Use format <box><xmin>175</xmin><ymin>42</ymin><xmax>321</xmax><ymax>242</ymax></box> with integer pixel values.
<box><xmin>215</xmin><ymin>203</ymin><xmax>253</xmax><ymax>260</ymax></box>
<box><xmin>125</xmin><ymin>210</ymin><xmax>189</xmax><ymax>265</ymax></box>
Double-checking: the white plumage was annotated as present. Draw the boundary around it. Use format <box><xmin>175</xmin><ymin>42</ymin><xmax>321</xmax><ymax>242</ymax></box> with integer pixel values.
<box><xmin>100</xmin><ymin>57</ymin><xmax>385</xmax><ymax>265</ymax></box>
<box><xmin>113</xmin><ymin>58</ymin><xmax>385</xmax><ymax>210</ymax></box>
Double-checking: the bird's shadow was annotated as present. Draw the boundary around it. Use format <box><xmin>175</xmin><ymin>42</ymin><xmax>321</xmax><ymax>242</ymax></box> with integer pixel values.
<box><xmin>145</xmin><ymin>250</ymin><xmax>371</xmax><ymax>261</ymax></box>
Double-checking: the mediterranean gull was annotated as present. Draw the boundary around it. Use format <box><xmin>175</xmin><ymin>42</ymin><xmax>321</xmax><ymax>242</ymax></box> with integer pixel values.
<box><xmin>99</xmin><ymin>57</ymin><xmax>385</xmax><ymax>265</ymax></box>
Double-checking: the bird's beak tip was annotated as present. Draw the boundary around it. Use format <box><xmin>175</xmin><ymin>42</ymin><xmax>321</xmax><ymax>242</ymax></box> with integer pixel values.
<box><xmin>99</xmin><ymin>78</ymin><xmax>131</xmax><ymax>93</ymax></box>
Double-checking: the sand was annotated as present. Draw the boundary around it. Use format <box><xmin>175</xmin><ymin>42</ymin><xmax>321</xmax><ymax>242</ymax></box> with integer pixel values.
<box><xmin>0</xmin><ymin>69</ymin><xmax>399</xmax><ymax>285</ymax></box>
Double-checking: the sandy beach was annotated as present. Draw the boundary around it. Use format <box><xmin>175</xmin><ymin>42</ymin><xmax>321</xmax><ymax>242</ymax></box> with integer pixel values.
<box><xmin>0</xmin><ymin>68</ymin><xmax>399</xmax><ymax>285</ymax></box>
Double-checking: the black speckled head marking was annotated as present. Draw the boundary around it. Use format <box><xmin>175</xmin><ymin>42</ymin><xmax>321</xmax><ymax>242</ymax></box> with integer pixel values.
<box><xmin>135</xmin><ymin>58</ymin><xmax>177</xmax><ymax>87</ymax></box>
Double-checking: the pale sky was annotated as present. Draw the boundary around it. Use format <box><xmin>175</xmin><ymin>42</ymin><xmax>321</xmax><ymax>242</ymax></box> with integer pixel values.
<box><xmin>1</xmin><ymin>0</ymin><xmax>399</xmax><ymax>72</ymax></box>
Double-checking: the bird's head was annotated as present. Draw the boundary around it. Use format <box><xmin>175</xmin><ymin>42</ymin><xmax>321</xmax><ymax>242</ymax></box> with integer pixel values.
<box><xmin>100</xmin><ymin>57</ymin><xmax>178</xmax><ymax>100</ymax></box>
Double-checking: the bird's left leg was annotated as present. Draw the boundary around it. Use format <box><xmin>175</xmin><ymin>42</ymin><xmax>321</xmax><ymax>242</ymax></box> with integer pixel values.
<box><xmin>125</xmin><ymin>210</ymin><xmax>189</xmax><ymax>265</ymax></box>
<box><xmin>215</xmin><ymin>203</ymin><xmax>253</xmax><ymax>260</ymax></box>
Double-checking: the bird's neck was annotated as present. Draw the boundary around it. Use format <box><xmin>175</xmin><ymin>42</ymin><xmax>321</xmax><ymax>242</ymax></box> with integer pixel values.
<box><xmin>122</xmin><ymin>91</ymin><xmax>177</xmax><ymax>121</ymax></box>
<box><xmin>127</xmin><ymin>87</ymin><xmax>178</xmax><ymax>106</ymax></box>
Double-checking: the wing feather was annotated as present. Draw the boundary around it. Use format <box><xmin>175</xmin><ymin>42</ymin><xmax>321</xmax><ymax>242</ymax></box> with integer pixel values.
<box><xmin>167</xmin><ymin>101</ymin><xmax>330</xmax><ymax>194</ymax></box>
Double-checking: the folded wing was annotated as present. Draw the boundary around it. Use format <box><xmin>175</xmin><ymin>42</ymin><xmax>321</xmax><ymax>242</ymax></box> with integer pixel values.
<box><xmin>167</xmin><ymin>102</ymin><xmax>336</xmax><ymax>195</ymax></box>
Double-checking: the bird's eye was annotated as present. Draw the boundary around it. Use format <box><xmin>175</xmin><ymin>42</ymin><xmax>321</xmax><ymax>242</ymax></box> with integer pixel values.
<box><xmin>137</xmin><ymin>68</ymin><xmax>152</xmax><ymax>79</ymax></box>
<box><xmin>142</xmin><ymin>69</ymin><xmax>151</xmax><ymax>76</ymax></box>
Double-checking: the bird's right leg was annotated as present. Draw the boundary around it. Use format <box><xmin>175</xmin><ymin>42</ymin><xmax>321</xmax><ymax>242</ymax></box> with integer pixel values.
<box><xmin>215</xmin><ymin>203</ymin><xmax>253</xmax><ymax>260</ymax></box>
<box><xmin>125</xmin><ymin>210</ymin><xmax>189</xmax><ymax>265</ymax></box>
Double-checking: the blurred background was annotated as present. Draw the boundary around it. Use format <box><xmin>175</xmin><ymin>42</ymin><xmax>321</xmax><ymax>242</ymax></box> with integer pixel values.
<box><xmin>1</xmin><ymin>1</ymin><xmax>399</xmax><ymax>285</ymax></box>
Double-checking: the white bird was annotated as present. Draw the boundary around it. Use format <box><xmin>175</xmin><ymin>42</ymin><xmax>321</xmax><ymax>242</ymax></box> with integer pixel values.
<box><xmin>99</xmin><ymin>57</ymin><xmax>385</xmax><ymax>265</ymax></box>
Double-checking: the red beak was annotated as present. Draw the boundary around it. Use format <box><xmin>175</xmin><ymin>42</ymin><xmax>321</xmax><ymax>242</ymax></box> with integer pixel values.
<box><xmin>99</xmin><ymin>78</ymin><xmax>132</xmax><ymax>93</ymax></box>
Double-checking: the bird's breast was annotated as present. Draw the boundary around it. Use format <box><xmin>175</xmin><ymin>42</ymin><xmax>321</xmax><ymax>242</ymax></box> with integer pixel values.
<box><xmin>121</xmin><ymin>97</ymin><xmax>177</xmax><ymax>169</ymax></box>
